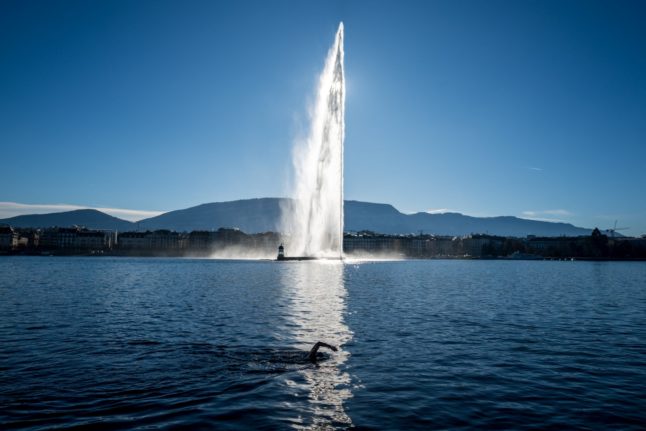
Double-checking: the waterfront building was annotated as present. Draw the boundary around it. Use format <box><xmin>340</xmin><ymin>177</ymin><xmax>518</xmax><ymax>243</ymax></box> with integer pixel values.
<box><xmin>117</xmin><ymin>230</ymin><xmax>183</xmax><ymax>254</ymax></box>
<box><xmin>39</xmin><ymin>227</ymin><xmax>78</xmax><ymax>250</ymax></box>
<box><xmin>17</xmin><ymin>229</ymin><xmax>39</xmax><ymax>250</ymax></box>
<box><xmin>147</xmin><ymin>230</ymin><xmax>181</xmax><ymax>251</ymax></box>
<box><xmin>38</xmin><ymin>227</ymin><xmax>108</xmax><ymax>252</ymax></box>
<box><xmin>117</xmin><ymin>232</ymin><xmax>148</xmax><ymax>250</ymax></box>
<box><xmin>250</xmin><ymin>231</ymin><xmax>281</xmax><ymax>253</ymax></box>
<box><xmin>0</xmin><ymin>225</ymin><xmax>18</xmax><ymax>251</ymax></box>
<box><xmin>425</xmin><ymin>236</ymin><xmax>458</xmax><ymax>257</ymax></box>
<box><xmin>343</xmin><ymin>232</ymin><xmax>398</xmax><ymax>253</ymax></box>
<box><xmin>461</xmin><ymin>235</ymin><xmax>491</xmax><ymax>256</ymax></box>
<box><xmin>75</xmin><ymin>230</ymin><xmax>107</xmax><ymax>250</ymax></box>
<box><xmin>188</xmin><ymin>231</ymin><xmax>218</xmax><ymax>251</ymax></box>
<box><xmin>526</xmin><ymin>236</ymin><xmax>584</xmax><ymax>257</ymax></box>
<box><xmin>460</xmin><ymin>234</ymin><xmax>505</xmax><ymax>257</ymax></box>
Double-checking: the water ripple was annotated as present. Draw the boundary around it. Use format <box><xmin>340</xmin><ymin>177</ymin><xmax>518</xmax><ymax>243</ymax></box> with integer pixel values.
<box><xmin>1</xmin><ymin>258</ymin><xmax>645</xmax><ymax>429</ymax></box>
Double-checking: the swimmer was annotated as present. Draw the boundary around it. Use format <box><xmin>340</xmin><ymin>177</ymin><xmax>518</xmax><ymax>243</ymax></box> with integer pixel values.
<box><xmin>308</xmin><ymin>341</ymin><xmax>338</xmax><ymax>363</ymax></box>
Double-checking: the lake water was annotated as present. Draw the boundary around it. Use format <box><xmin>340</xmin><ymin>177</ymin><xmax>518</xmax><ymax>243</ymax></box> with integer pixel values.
<box><xmin>1</xmin><ymin>257</ymin><xmax>645</xmax><ymax>430</ymax></box>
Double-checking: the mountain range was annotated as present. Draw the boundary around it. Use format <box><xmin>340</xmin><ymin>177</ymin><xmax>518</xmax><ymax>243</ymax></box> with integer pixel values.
<box><xmin>0</xmin><ymin>209</ymin><xmax>134</xmax><ymax>231</ymax></box>
<box><xmin>0</xmin><ymin>198</ymin><xmax>594</xmax><ymax>237</ymax></box>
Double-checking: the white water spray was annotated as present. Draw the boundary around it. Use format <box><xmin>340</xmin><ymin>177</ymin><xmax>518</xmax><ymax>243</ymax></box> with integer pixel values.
<box><xmin>281</xmin><ymin>23</ymin><xmax>345</xmax><ymax>258</ymax></box>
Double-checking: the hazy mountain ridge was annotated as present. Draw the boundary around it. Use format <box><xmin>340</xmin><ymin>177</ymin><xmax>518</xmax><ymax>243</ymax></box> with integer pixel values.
<box><xmin>342</xmin><ymin>201</ymin><xmax>591</xmax><ymax>236</ymax></box>
<box><xmin>0</xmin><ymin>209</ymin><xmax>135</xmax><ymax>231</ymax></box>
<box><xmin>1</xmin><ymin>198</ymin><xmax>593</xmax><ymax>237</ymax></box>
<box><xmin>139</xmin><ymin>198</ymin><xmax>283</xmax><ymax>233</ymax></box>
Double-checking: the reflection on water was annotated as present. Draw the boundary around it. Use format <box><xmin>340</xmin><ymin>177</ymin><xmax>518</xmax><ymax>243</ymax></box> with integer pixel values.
<box><xmin>280</xmin><ymin>262</ymin><xmax>353</xmax><ymax>429</ymax></box>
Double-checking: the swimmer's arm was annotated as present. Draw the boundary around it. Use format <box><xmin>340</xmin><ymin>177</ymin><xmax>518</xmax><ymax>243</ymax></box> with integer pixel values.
<box><xmin>308</xmin><ymin>341</ymin><xmax>338</xmax><ymax>362</ymax></box>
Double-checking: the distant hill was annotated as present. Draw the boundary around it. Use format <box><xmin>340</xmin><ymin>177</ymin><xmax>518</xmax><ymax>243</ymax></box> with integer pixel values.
<box><xmin>138</xmin><ymin>198</ymin><xmax>283</xmax><ymax>232</ymax></box>
<box><xmin>0</xmin><ymin>209</ymin><xmax>135</xmax><ymax>231</ymax></box>
<box><xmin>137</xmin><ymin>198</ymin><xmax>593</xmax><ymax>237</ymax></box>
<box><xmin>1</xmin><ymin>198</ymin><xmax>594</xmax><ymax>237</ymax></box>
<box><xmin>344</xmin><ymin>201</ymin><xmax>592</xmax><ymax>237</ymax></box>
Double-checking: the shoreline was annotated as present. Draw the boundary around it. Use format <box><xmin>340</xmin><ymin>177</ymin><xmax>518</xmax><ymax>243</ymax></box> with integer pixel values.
<box><xmin>2</xmin><ymin>251</ymin><xmax>646</xmax><ymax>262</ymax></box>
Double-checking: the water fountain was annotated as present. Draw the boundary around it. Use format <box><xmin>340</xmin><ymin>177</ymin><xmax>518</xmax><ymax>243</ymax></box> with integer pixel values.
<box><xmin>280</xmin><ymin>22</ymin><xmax>345</xmax><ymax>259</ymax></box>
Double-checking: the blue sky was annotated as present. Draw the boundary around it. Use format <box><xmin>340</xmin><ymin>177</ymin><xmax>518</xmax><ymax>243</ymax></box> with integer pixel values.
<box><xmin>1</xmin><ymin>0</ymin><xmax>645</xmax><ymax>235</ymax></box>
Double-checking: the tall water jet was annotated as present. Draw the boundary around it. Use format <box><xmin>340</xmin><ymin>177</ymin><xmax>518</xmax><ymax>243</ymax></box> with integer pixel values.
<box><xmin>281</xmin><ymin>22</ymin><xmax>345</xmax><ymax>258</ymax></box>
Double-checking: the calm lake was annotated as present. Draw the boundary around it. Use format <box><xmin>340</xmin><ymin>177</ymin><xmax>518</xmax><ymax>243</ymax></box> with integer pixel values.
<box><xmin>1</xmin><ymin>257</ymin><xmax>645</xmax><ymax>430</ymax></box>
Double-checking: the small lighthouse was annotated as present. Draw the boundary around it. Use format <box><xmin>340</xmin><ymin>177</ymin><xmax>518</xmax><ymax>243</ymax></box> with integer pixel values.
<box><xmin>275</xmin><ymin>243</ymin><xmax>316</xmax><ymax>261</ymax></box>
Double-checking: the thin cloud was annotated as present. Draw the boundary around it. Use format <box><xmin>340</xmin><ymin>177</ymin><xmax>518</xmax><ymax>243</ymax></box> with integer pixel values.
<box><xmin>525</xmin><ymin>166</ymin><xmax>544</xmax><ymax>172</ymax></box>
<box><xmin>523</xmin><ymin>209</ymin><xmax>572</xmax><ymax>217</ymax></box>
<box><xmin>427</xmin><ymin>208</ymin><xmax>453</xmax><ymax>214</ymax></box>
<box><xmin>523</xmin><ymin>217</ymin><xmax>568</xmax><ymax>223</ymax></box>
<box><xmin>0</xmin><ymin>202</ymin><xmax>164</xmax><ymax>222</ymax></box>
<box><xmin>521</xmin><ymin>209</ymin><xmax>573</xmax><ymax>223</ymax></box>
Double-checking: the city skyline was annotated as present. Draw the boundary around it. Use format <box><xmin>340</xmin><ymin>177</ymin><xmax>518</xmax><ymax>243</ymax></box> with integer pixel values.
<box><xmin>2</xmin><ymin>0</ymin><xmax>645</xmax><ymax>235</ymax></box>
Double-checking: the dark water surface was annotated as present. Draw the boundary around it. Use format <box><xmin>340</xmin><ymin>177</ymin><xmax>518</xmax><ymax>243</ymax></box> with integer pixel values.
<box><xmin>1</xmin><ymin>257</ymin><xmax>645</xmax><ymax>430</ymax></box>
